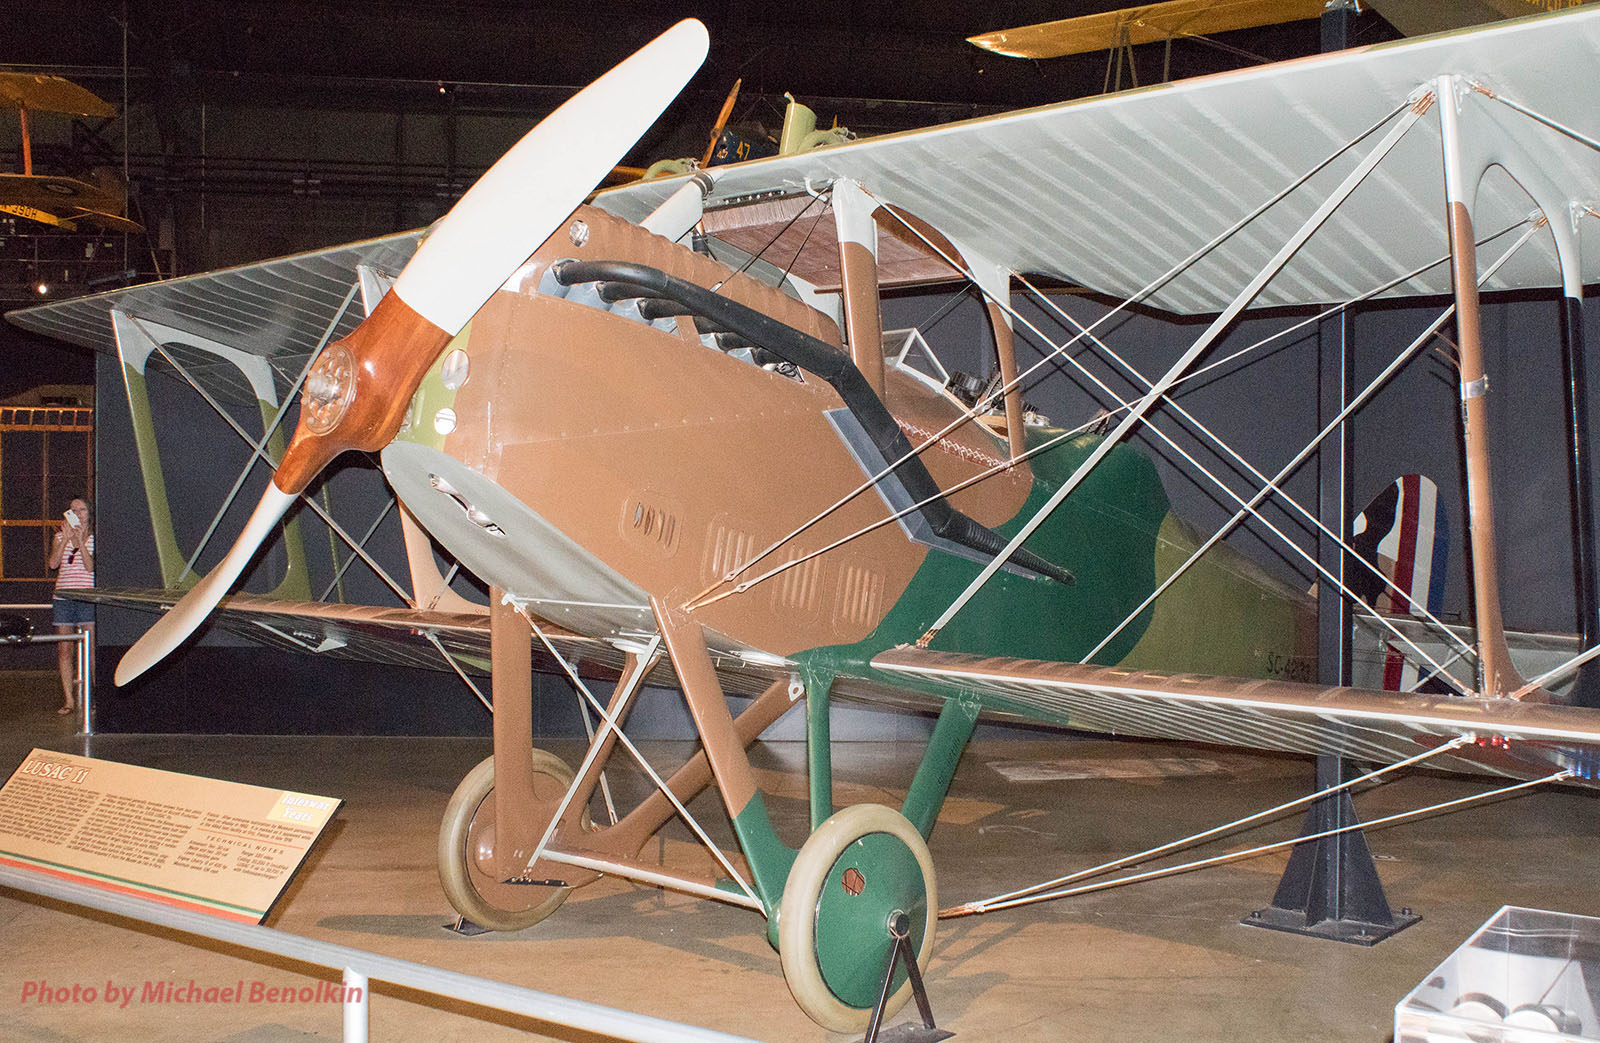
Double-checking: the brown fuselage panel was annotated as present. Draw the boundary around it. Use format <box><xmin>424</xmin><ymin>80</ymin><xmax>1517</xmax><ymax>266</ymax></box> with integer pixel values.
<box><xmin>442</xmin><ymin>206</ymin><xmax>1033</xmax><ymax>655</ymax></box>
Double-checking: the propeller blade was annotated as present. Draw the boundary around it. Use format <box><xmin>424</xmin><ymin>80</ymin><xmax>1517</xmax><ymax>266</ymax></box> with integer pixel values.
<box><xmin>115</xmin><ymin>483</ymin><xmax>297</xmax><ymax>686</ymax></box>
<box><xmin>115</xmin><ymin>21</ymin><xmax>709</xmax><ymax>686</ymax></box>
<box><xmin>273</xmin><ymin>16</ymin><xmax>711</xmax><ymax>491</ymax></box>
<box><xmin>392</xmin><ymin>18</ymin><xmax>710</xmax><ymax>337</ymax></box>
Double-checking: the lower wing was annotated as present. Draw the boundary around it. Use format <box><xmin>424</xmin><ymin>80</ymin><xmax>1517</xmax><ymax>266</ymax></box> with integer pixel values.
<box><xmin>65</xmin><ymin>589</ymin><xmax>781</xmax><ymax>696</ymax></box>
<box><xmin>872</xmin><ymin>646</ymin><xmax>1600</xmax><ymax>784</ymax></box>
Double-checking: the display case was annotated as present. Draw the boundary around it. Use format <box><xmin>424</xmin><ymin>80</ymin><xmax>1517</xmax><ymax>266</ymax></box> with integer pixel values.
<box><xmin>1396</xmin><ymin>906</ymin><xmax>1600</xmax><ymax>1042</ymax></box>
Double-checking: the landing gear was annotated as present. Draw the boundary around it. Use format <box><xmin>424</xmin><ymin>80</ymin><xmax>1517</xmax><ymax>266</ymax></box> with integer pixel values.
<box><xmin>777</xmin><ymin>804</ymin><xmax>938</xmax><ymax>1033</ymax></box>
<box><xmin>438</xmin><ymin>749</ymin><xmax>594</xmax><ymax>931</ymax></box>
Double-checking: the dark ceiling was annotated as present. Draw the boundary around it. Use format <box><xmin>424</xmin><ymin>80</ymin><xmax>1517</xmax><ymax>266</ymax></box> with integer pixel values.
<box><xmin>0</xmin><ymin>1</ymin><xmax>1404</xmax><ymax>303</ymax></box>
<box><xmin>10</xmin><ymin>2</ymin><xmax>1402</xmax><ymax>137</ymax></box>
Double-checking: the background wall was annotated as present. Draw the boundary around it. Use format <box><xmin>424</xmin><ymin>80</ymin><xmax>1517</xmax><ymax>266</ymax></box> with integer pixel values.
<box><xmin>886</xmin><ymin>286</ymin><xmax>1600</xmax><ymax>634</ymax></box>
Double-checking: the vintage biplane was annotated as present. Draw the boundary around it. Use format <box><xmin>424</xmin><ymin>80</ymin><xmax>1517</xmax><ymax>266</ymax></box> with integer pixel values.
<box><xmin>11</xmin><ymin>10</ymin><xmax>1600</xmax><ymax>1031</ymax></box>
<box><xmin>0</xmin><ymin>72</ymin><xmax>141</xmax><ymax>234</ymax></box>
<box><xmin>964</xmin><ymin>0</ymin><xmax>1592</xmax><ymax>63</ymax></box>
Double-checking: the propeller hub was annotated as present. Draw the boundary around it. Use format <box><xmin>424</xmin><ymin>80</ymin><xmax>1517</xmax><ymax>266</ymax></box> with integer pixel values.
<box><xmin>302</xmin><ymin>343</ymin><xmax>356</xmax><ymax>434</ymax></box>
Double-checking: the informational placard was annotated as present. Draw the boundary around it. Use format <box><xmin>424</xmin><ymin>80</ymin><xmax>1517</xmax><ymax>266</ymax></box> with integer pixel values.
<box><xmin>0</xmin><ymin>748</ymin><xmax>340</xmax><ymax>923</ymax></box>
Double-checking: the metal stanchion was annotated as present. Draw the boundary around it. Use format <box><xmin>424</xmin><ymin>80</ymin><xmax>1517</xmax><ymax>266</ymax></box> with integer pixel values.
<box><xmin>77</xmin><ymin>627</ymin><xmax>92</xmax><ymax>737</ymax></box>
<box><xmin>343</xmin><ymin>966</ymin><xmax>368</xmax><ymax>1043</ymax></box>
<box><xmin>0</xmin><ymin>604</ymin><xmax>94</xmax><ymax>735</ymax></box>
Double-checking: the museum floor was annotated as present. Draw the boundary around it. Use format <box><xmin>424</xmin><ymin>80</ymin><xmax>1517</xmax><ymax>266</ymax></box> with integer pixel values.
<box><xmin>1</xmin><ymin>667</ymin><xmax>1596</xmax><ymax>1043</ymax></box>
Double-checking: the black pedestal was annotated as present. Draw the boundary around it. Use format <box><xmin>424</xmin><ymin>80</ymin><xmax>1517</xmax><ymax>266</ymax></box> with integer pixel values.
<box><xmin>1243</xmin><ymin>755</ymin><xmax>1419</xmax><ymax>945</ymax></box>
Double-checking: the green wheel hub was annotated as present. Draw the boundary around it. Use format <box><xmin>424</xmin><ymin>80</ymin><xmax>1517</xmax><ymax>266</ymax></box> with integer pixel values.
<box><xmin>777</xmin><ymin>804</ymin><xmax>937</xmax><ymax>1032</ymax></box>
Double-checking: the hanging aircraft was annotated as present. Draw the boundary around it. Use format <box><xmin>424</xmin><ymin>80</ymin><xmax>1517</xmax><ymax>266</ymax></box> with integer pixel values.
<box><xmin>964</xmin><ymin>0</ymin><xmax>1596</xmax><ymax>62</ymax></box>
<box><xmin>0</xmin><ymin>72</ymin><xmax>142</xmax><ymax>234</ymax></box>
<box><xmin>966</xmin><ymin>0</ymin><xmax>1332</xmax><ymax>62</ymax></box>
<box><xmin>965</xmin><ymin>0</ymin><xmax>1600</xmax><ymax>95</ymax></box>
<box><xmin>11</xmin><ymin>10</ymin><xmax>1600</xmax><ymax>1031</ymax></box>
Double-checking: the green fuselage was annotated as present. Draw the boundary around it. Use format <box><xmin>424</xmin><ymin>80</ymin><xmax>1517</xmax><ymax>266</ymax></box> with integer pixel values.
<box><xmin>797</xmin><ymin>424</ymin><xmax>1317</xmax><ymax>693</ymax></box>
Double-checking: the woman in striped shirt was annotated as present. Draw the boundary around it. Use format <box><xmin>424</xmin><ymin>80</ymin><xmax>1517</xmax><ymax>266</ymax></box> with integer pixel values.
<box><xmin>47</xmin><ymin>497</ymin><xmax>94</xmax><ymax>716</ymax></box>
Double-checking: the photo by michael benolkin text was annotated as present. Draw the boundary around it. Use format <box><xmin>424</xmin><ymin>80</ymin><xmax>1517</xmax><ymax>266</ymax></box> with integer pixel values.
<box><xmin>20</xmin><ymin>978</ymin><xmax>362</xmax><ymax>1008</ymax></box>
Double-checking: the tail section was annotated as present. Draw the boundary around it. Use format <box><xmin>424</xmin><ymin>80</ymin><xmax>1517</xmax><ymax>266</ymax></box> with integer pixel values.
<box><xmin>1351</xmin><ymin>475</ymin><xmax>1448</xmax><ymax>691</ymax></box>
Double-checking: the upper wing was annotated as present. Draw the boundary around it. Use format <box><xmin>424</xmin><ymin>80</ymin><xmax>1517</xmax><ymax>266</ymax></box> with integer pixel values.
<box><xmin>594</xmin><ymin>8</ymin><xmax>1600</xmax><ymax>314</ymax></box>
<box><xmin>0</xmin><ymin>72</ymin><xmax>116</xmax><ymax>116</ymax></box>
<box><xmin>872</xmin><ymin>646</ymin><xmax>1600</xmax><ymax>783</ymax></box>
<box><xmin>5</xmin><ymin>230</ymin><xmax>423</xmax><ymax>401</ymax></box>
<box><xmin>966</xmin><ymin>0</ymin><xmax>1329</xmax><ymax>59</ymax></box>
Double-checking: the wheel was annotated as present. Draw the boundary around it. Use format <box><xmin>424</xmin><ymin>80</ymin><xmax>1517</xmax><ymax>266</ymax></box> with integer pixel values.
<box><xmin>438</xmin><ymin>749</ymin><xmax>594</xmax><ymax>931</ymax></box>
<box><xmin>777</xmin><ymin>804</ymin><xmax>937</xmax><ymax>1032</ymax></box>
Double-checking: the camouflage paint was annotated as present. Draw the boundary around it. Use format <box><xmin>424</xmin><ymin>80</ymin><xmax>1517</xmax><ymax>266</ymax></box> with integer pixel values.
<box><xmin>900</xmin><ymin>693</ymin><xmax>981</xmax><ymax>838</ymax></box>
<box><xmin>798</xmin><ymin>422</ymin><xmax>1313</xmax><ymax>688</ymax></box>
<box><xmin>120</xmin><ymin>364</ymin><xmax>188</xmax><ymax>588</ymax></box>
<box><xmin>729</xmin><ymin>791</ymin><xmax>796</xmax><ymax>919</ymax></box>
<box><xmin>798</xmin><ymin>427</ymin><xmax>1171</xmax><ymax>677</ymax></box>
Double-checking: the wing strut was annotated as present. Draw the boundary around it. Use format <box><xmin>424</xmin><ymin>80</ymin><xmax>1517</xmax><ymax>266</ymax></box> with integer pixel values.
<box><xmin>1069</xmin><ymin>222</ymin><xmax>1539</xmax><ymax>672</ymax></box>
<box><xmin>1438</xmin><ymin>74</ymin><xmax>1526</xmax><ymax>698</ymax></box>
<box><xmin>872</xmin><ymin>198</ymin><xmax>1532</xmax><ymax>692</ymax></box>
<box><xmin>510</xmin><ymin>600</ymin><xmax>767</xmax><ymax>910</ymax></box>
<box><xmin>918</xmin><ymin>96</ymin><xmax>1431</xmax><ymax>646</ymax></box>
<box><xmin>133</xmin><ymin>323</ymin><xmax>414</xmax><ymax>607</ymax></box>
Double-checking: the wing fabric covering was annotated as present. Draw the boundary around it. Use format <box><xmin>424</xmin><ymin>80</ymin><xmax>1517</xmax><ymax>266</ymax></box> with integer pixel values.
<box><xmin>5</xmin><ymin>232</ymin><xmax>424</xmax><ymax>391</ymax></box>
<box><xmin>872</xmin><ymin>647</ymin><xmax>1600</xmax><ymax>783</ymax></box>
<box><xmin>16</xmin><ymin>10</ymin><xmax>1600</xmax><ymax>356</ymax></box>
<box><xmin>594</xmin><ymin>8</ymin><xmax>1600</xmax><ymax>314</ymax></box>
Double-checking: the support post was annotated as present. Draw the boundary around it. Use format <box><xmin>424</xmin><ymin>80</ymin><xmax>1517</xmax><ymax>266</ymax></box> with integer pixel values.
<box><xmin>115</xmin><ymin>359</ymin><xmax>187</xmax><ymax>586</ymax></box>
<box><xmin>805</xmin><ymin>671</ymin><xmax>835</xmax><ymax>832</ymax></box>
<box><xmin>341</xmin><ymin>966</ymin><xmax>368</xmax><ymax>1043</ymax></box>
<box><xmin>861</xmin><ymin>911</ymin><xmax>951</xmax><ymax>1043</ymax></box>
<box><xmin>834</xmin><ymin>178</ymin><xmax>886</xmax><ymax>398</ymax></box>
<box><xmin>900</xmin><ymin>695</ymin><xmax>980</xmax><ymax>840</ymax></box>
<box><xmin>587</xmin><ymin>679</ymin><xmax>794</xmax><ymax>858</ymax></box>
<box><xmin>984</xmin><ymin>294</ymin><xmax>1029</xmax><ymax>462</ymax></box>
<box><xmin>488</xmin><ymin>590</ymin><xmax>538</xmax><ymax>881</ymax></box>
<box><xmin>1244</xmin><ymin>293</ymin><xmax>1417</xmax><ymax>944</ymax></box>
<box><xmin>653</xmin><ymin>597</ymin><xmax>795</xmax><ymax>912</ymax></box>
<box><xmin>1321</xmin><ymin>0</ymin><xmax>1354</xmax><ymax>53</ymax></box>
<box><xmin>1244</xmin><ymin>757</ymin><xmax>1417</xmax><ymax>944</ymax></box>
<box><xmin>111</xmin><ymin>310</ymin><xmax>314</xmax><ymax>597</ymax></box>
<box><xmin>1318</xmin><ymin>311</ymin><xmax>1354</xmax><ymax>694</ymax></box>
<box><xmin>77</xmin><ymin>627</ymin><xmax>93</xmax><ymax>737</ymax></box>
<box><xmin>1560</xmin><ymin>292</ymin><xmax>1600</xmax><ymax>707</ymax></box>
<box><xmin>1437</xmin><ymin>75</ymin><xmax>1524</xmax><ymax>697</ymax></box>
